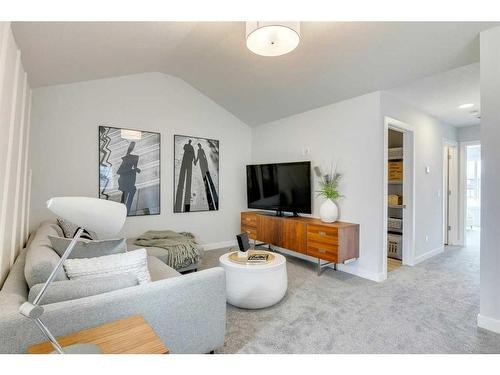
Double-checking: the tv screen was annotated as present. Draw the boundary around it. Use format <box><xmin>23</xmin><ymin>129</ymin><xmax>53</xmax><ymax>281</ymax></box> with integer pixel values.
<box><xmin>246</xmin><ymin>161</ymin><xmax>311</xmax><ymax>214</ymax></box>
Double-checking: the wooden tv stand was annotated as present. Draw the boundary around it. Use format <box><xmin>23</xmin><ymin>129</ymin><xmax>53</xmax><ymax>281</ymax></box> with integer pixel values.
<box><xmin>241</xmin><ymin>211</ymin><xmax>359</xmax><ymax>275</ymax></box>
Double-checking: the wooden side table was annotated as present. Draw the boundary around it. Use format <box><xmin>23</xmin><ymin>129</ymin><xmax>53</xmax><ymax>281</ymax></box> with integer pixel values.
<box><xmin>28</xmin><ymin>315</ymin><xmax>169</xmax><ymax>354</ymax></box>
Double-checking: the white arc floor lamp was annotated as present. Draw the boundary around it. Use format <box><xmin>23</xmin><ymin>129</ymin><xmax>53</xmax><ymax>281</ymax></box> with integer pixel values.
<box><xmin>19</xmin><ymin>197</ymin><xmax>127</xmax><ymax>354</ymax></box>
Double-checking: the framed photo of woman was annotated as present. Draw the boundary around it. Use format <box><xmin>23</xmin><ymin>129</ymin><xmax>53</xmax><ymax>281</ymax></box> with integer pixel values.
<box><xmin>99</xmin><ymin>125</ymin><xmax>161</xmax><ymax>216</ymax></box>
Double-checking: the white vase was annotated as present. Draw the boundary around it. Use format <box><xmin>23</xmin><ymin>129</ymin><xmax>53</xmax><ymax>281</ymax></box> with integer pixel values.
<box><xmin>319</xmin><ymin>199</ymin><xmax>338</xmax><ymax>223</ymax></box>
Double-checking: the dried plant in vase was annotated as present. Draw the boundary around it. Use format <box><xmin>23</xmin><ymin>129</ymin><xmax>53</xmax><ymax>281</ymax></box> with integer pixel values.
<box><xmin>314</xmin><ymin>164</ymin><xmax>344</xmax><ymax>223</ymax></box>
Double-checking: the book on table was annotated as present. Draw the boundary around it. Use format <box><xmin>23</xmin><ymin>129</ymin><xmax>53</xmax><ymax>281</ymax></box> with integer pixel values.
<box><xmin>246</xmin><ymin>253</ymin><xmax>270</xmax><ymax>262</ymax></box>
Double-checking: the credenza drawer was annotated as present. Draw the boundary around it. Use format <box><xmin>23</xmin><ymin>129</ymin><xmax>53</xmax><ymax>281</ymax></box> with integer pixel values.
<box><xmin>307</xmin><ymin>224</ymin><xmax>338</xmax><ymax>244</ymax></box>
<box><xmin>307</xmin><ymin>243</ymin><xmax>338</xmax><ymax>262</ymax></box>
<box><xmin>241</xmin><ymin>213</ymin><xmax>257</xmax><ymax>228</ymax></box>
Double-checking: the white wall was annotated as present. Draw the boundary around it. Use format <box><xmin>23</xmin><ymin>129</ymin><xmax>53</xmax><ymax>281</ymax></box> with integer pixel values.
<box><xmin>0</xmin><ymin>22</ymin><xmax>32</xmax><ymax>286</ymax></box>
<box><xmin>380</xmin><ymin>92</ymin><xmax>457</xmax><ymax>262</ymax></box>
<box><xmin>478</xmin><ymin>26</ymin><xmax>500</xmax><ymax>334</ymax></box>
<box><xmin>252</xmin><ymin>92</ymin><xmax>385</xmax><ymax>281</ymax></box>
<box><xmin>29</xmin><ymin>72</ymin><xmax>251</xmax><ymax>248</ymax></box>
<box><xmin>457</xmin><ymin>125</ymin><xmax>480</xmax><ymax>142</ymax></box>
<box><xmin>252</xmin><ymin>91</ymin><xmax>456</xmax><ymax>281</ymax></box>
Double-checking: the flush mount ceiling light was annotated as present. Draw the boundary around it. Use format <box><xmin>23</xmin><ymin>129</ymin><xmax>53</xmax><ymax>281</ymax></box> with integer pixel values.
<box><xmin>246</xmin><ymin>22</ymin><xmax>300</xmax><ymax>57</ymax></box>
<box><xmin>458</xmin><ymin>103</ymin><xmax>474</xmax><ymax>109</ymax></box>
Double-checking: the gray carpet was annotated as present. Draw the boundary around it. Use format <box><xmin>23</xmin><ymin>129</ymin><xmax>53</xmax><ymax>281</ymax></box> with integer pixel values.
<box><xmin>200</xmin><ymin>242</ymin><xmax>500</xmax><ymax>353</ymax></box>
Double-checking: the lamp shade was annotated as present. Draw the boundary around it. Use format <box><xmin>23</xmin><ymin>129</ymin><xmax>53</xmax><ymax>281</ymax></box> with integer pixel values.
<box><xmin>47</xmin><ymin>197</ymin><xmax>127</xmax><ymax>237</ymax></box>
<box><xmin>246</xmin><ymin>22</ymin><xmax>300</xmax><ymax>57</ymax></box>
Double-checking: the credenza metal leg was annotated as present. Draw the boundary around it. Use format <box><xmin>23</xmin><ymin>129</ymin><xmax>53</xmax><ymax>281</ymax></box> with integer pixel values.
<box><xmin>317</xmin><ymin>258</ymin><xmax>335</xmax><ymax>276</ymax></box>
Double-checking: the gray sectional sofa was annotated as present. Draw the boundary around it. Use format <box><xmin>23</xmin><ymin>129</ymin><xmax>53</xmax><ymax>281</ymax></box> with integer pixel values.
<box><xmin>0</xmin><ymin>222</ymin><xmax>226</xmax><ymax>354</ymax></box>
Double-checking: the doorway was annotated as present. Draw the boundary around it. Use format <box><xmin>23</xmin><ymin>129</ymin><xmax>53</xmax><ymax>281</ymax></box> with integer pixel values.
<box><xmin>384</xmin><ymin>117</ymin><xmax>416</xmax><ymax>277</ymax></box>
<box><xmin>443</xmin><ymin>140</ymin><xmax>459</xmax><ymax>246</ymax></box>
<box><xmin>464</xmin><ymin>143</ymin><xmax>481</xmax><ymax>247</ymax></box>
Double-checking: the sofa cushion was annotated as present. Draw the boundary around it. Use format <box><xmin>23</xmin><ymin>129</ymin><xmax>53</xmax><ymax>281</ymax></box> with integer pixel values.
<box><xmin>57</xmin><ymin>218</ymin><xmax>97</xmax><ymax>240</ymax></box>
<box><xmin>24</xmin><ymin>222</ymin><xmax>69</xmax><ymax>288</ymax></box>
<box><xmin>28</xmin><ymin>273</ymin><xmax>139</xmax><ymax>305</ymax></box>
<box><xmin>48</xmin><ymin>236</ymin><xmax>127</xmax><ymax>259</ymax></box>
<box><xmin>147</xmin><ymin>255</ymin><xmax>181</xmax><ymax>281</ymax></box>
<box><xmin>63</xmin><ymin>248</ymin><xmax>151</xmax><ymax>284</ymax></box>
<box><xmin>0</xmin><ymin>248</ymin><xmax>29</xmax><ymax>315</ymax></box>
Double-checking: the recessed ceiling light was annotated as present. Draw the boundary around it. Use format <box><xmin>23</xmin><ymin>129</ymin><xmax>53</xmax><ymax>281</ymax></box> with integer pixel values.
<box><xmin>458</xmin><ymin>103</ymin><xmax>474</xmax><ymax>109</ymax></box>
<box><xmin>246</xmin><ymin>22</ymin><xmax>300</xmax><ymax>57</ymax></box>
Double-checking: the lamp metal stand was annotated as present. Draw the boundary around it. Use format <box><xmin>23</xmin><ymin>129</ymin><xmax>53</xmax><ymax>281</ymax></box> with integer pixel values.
<box><xmin>19</xmin><ymin>228</ymin><xmax>101</xmax><ymax>354</ymax></box>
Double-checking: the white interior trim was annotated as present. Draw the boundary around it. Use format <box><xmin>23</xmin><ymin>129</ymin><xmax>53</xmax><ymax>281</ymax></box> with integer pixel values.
<box><xmin>442</xmin><ymin>138</ymin><xmax>459</xmax><ymax>246</ymax></box>
<box><xmin>478</xmin><ymin>314</ymin><xmax>500</xmax><ymax>334</ymax></box>
<box><xmin>0</xmin><ymin>50</ymin><xmax>21</xmax><ymax>270</ymax></box>
<box><xmin>203</xmin><ymin>240</ymin><xmax>237</xmax><ymax>251</ymax></box>
<box><xmin>19</xmin><ymin>89</ymin><xmax>32</xmax><ymax>248</ymax></box>
<box><xmin>459</xmin><ymin>140</ymin><xmax>480</xmax><ymax>247</ymax></box>
<box><xmin>9</xmin><ymin>73</ymin><xmax>28</xmax><ymax>265</ymax></box>
<box><xmin>413</xmin><ymin>246</ymin><xmax>444</xmax><ymax>265</ymax></box>
<box><xmin>25</xmin><ymin>169</ymin><xmax>32</xmax><ymax>242</ymax></box>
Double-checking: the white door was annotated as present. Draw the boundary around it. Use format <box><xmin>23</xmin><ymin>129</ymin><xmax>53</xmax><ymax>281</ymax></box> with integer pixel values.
<box><xmin>443</xmin><ymin>143</ymin><xmax>459</xmax><ymax>245</ymax></box>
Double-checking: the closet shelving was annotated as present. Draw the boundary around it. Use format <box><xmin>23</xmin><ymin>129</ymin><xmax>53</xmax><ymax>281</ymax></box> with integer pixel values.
<box><xmin>388</xmin><ymin>134</ymin><xmax>403</xmax><ymax>261</ymax></box>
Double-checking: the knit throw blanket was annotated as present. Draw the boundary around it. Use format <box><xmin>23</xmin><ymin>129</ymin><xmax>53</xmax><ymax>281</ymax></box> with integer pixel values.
<box><xmin>134</xmin><ymin>230</ymin><xmax>201</xmax><ymax>270</ymax></box>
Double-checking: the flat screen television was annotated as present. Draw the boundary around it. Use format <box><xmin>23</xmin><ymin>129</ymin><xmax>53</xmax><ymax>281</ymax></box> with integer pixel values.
<box><xmin>246</xmin><ymin>161</ymin><xmax>311</xmax><ymax>215</ymax></box>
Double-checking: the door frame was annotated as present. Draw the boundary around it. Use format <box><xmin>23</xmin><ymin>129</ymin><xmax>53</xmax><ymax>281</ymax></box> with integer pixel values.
<box><xmin>459</xmin><ymin>140</ymin><xmax>481</xmax><ymax>247</ymax></box>
<box><xmin>443</xmin><ymin>138</ymin><xmax>459</xmax><ymax>246</ymax></box>
<box><xmin>383</xmin><ymin>117</ymin><xmax>416</xmax><ymax>277</ymax></box>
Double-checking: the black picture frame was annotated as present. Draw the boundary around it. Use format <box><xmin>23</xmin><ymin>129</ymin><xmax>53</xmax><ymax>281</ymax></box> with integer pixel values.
<box><xmin>99</xmin><ymin>125</ymin><xmax>161</xmax><ymax>217</ymax></box>
<box><xmin>173</xmin><ymin>134</ymin><xmax>220</xmax><ymax>213</ymax></box>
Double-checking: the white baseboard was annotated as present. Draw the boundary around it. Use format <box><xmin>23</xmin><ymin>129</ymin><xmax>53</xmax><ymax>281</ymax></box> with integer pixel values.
<box><xmin>269</xmin><ymin>246</ymin><xmax>385</xmax><ymax>282</ymax></box>
<box><xmin>413</xmin><ymin>246</ymin><xmax>444</xmax><ymax>265</ymax></box>
<box><xmin>478</xmin><ymin>314</ymin><xmax>500</xmax><ymax>334</ymax></box>
<box><xmin>202</xmin><ymin>240</ymin><xmax>237</xmax><ymax>251</ymax></box>
<box><xmin>335</xmin><ymin>263</ymin><xmax>386</xmax><ymax>282</ymax></box>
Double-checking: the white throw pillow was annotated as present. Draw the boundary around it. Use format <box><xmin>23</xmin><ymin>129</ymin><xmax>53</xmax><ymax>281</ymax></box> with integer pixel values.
<box><xmin>63</xmin><ymin>248</ymin><xmax>151</xmax><ymax>285</ymax></box>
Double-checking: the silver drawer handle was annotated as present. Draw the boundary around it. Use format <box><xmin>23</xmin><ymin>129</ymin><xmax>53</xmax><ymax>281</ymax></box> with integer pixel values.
<box><xmin>318</xmin><ymin>248</ymin><xmax>327</xmax><ymax>254</ymax></box>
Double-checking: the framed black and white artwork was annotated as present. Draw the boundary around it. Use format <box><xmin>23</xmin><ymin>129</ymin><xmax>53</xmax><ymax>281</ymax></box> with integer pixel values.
<box><xmin>99</xmin><ymin>126</ymin><xmax>160</xmax><ymax>216</ymax></box>
<box><xmin>174</xmin><ymin>134</ymin><xmax>219</xmax><ymax>213</ymax></box>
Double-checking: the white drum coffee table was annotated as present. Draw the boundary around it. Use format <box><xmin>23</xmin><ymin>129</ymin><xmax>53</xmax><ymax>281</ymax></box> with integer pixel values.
<box><xmin>219</xmin><ymin>251</ymin><xmax>287</xmax><ymax>309</ymax></box>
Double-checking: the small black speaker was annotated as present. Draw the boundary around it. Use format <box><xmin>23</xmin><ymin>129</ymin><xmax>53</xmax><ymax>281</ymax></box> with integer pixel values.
<box><xmin>236</xmin><ymin>233</ymin><xmax>251</xmax><ymax>252</ymax></box>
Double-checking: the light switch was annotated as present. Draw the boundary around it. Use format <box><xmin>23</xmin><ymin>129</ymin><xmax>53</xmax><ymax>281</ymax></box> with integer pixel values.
<box><xmin>425</xmin><ymin>166</ymin><xmax>430</xmax><ymax>174</ymax></box>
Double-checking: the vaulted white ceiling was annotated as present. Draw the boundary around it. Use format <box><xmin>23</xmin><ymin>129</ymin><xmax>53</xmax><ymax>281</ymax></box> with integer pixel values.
<box><xmin>12</xmin><ymin>22</ymin><xmax>499</xmax><ymax>126</ymax></box>
<box><xmin>388</xmin><ymin>63</ymin><xmax>480</xmax><ymax>127</ymax></box>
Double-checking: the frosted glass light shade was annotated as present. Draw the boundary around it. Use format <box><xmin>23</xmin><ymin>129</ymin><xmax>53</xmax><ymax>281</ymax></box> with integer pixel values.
<box><xmin>47</xmin><ymin>197</ymin><xmax>127</xmax><ymax>237</ymax></box>
<box><xmin>246</xmin><ymin>22</ymin><xmax>300</xmax><ymax>57</ymax></box>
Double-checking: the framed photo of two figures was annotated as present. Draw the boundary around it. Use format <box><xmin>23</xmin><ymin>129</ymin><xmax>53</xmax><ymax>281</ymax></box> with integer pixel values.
<box><xmin>173</xmin><ymin>134</ymin><xmax>219</xmax><ymax>213</ymax></box>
